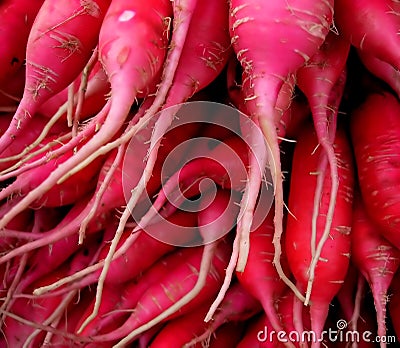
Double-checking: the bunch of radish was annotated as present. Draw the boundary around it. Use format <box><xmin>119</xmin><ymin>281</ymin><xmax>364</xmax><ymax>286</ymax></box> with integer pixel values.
<box><xmin>1</xmin><ymin>0</ymin><xmax>400</xmax><ymax>347</ymax></box>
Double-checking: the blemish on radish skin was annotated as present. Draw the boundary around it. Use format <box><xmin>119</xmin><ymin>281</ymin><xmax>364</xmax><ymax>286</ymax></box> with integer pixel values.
<box><xmin>119</xmin><ymin>10</ymin><xmax>136</xmax><ymax>22</ymax></box>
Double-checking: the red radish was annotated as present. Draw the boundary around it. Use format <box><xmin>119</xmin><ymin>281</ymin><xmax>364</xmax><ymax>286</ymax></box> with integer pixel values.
<box><xmin>127</xmin><ymin>0</ymin><xmax>231</xmax><ymax>215</ymax></box>
<box><xmin>77</xmin><ymin>248</ymin><xmax>196</xmax><ymax>337</ymax></box>
<box><xmin>0</xmin><ymin>0</ymin><xmax>44</xmax><ymax>85</ymax></box>
<box><xmin>335</xmin><ymin>0</ymin><xmax>400</xmax><ymax>70</ymax></box>
<box><xmin>389</xmin><ymin>272</ymin><xmax>400</xmax><ymax>341</ymax></box>
<box><xmin>0</xmin><ymin>113</ymin><xmax>68</xmax><ymax>171</ymax></box>
<box><xmin>86</xmin><ymin>189</ymin><xmax>237</xmax><ymax>344</ymax></box>
<box><xmin>351</xmin><ymin>196</ymin><xmax>400</xmax><ymax>347</ymax></box>
<box><xmin>2</xmin><ymin>262</ymin><xmax>84</xmax><ymax>347</ymax></box>
<box><xmin>277</xmin><ymin>97</ymin><xmax>310</xmax><ymax>141</ymax></box>
<box><xmin>85</xmin><ymin>240</ymin><xmax>232</xmax><ymax>346</ymax></box>
<box><xmin>0</xmin><ymin>66</ymin><xmax>25</xmax><ymax>110</ymax></box>
<box><xmin>34</xmin><ymin>210</ymin><xmax>199</xmax><ymax>296</ymax></box>
<box><xmin>184</xmin><ymin>282</ymin><xmax>261</xmax><ymax>347</ymax></box>
<box><xmin>206</xmin><ymin>322</ymin><xmax>246</xmax><ymax>348</ymax></box>
<box><xmin>136</xmin><ymin>135</ymin><xmax>248</xmax><ymax>229</ymax></box>
<box><xmin>148</xmin><ymin>300</ymin><xmax>216</xmax><ymax>348</ymax></box>
<box><xmin>228</xmin><ymin>1</ymin><xmax>333</xmax><ymax>296</ymax></box>
<box><xmin>0</xmin><ymin>135</ymin><xmax>104</xmax><ymax>207</ymax></box>
<box><xmin>0</xmin><ymin>0</ymin><xmax>172</xmax><ymax>230</ymax></box>
<box><xmin>0</xmin><ymin>0</ymin><xmax>111</xmax><ymax>155</ymax></box>
<box><xmin>358</xmin><ymin>50</ymin><xmax>400</xmax><ymax>98</ymax></box>
<box><xmin>350</xmin><ymin>92</ymin><xmax>400</xmax><ymax>250</ymax></box>
<box><xmin>235</xmin><ymin>209</ymin><xmax>292</xmax><ymax>341</ymax></box>
<box><xmin>285</xmin><ymin>123</ymin><xmax>354</xmax><ymax>348</ymax></box>
<box><xmin>335</xmin><ymin>262</ymin><xmax>364</xmax><ymax>324</ymax></box>
<box><xmin>37</xmin><ymin>60</ymin><xmax>110</xmax><ymax>121</ymax></box>
<box><xmin>236</xmin><ymin>313</ymin><xmax>274</xmax><ymax>348</ymax></box>
<box><xmin>296</xmin><ymin>32</ymin><xmax>349</xmax><ymax>264</ymax></box>
<box><xmin>0</xmin><ymin>197</ymin><xmax>33</xmax><ymax>252</ymax></box>
<box><xmin>277</xmin><ymin>291</ymin><xmax>311</xmax><ymax>348</ymax></box>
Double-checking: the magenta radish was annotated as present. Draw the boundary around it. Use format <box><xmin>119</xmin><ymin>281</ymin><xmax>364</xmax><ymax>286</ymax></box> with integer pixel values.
<box><xmin>0</xmin><ymin>0</ymin><xmax>172</xmax><ymax>230</ymax></box>
<box><xmin>228</xmin><ymin>0</ymin><xmax>333</xmax><ymax>288</ymax></box>
<box><xmin>184</xmin><ymin>282</ymin><xmax>261</xmax><ymax>347</ymax></box>
<box><xmin>84</xmin><ymin>240</ymin><xmax>231</xmax><ymax>345</ymax></box>
<box><xmin>148</xmin><ymin>300</ymin><xmax>216</xmax><ymax>348</ymax></box>
<box><xmin>37</xmin><ymin>60</ymin><xmax>110</xmax><ymax>121</ymax></box>
<box><xmin>136</xmin><ymin>135</ymin><xmax>248</xmax><ymax>229</ymax></box>
<box><xmin>389</xmin><ymin>272</ymin><xmax>400</xmax><ymax>341</ymax></box>
<box><xmin>0</xmin><ymin>0</ymin><xmax>111</xmax><ymax>155</ymax></box>
<box><xmin>335</xmin><ymin>0</ymin><xmax>400</xmax><ymax>70</ymax></box>
<box><xmin>128</xmin><ymin>0</ymin><xmax>232</xmax><ymax>212</ymax></box>
<box><xmin>77</xmin><ymin>247</ymin><xmax>196</xmax><ymax>337</ymax></box>
<box><xmin>235</xmin><ymin>208</ymin><xmax>292</xmax><ymax>340</ymax></box>
<box><xmin>0</xmin><ymin>134</ymin><xmax>105</xmax><ymax>207</ymax></box>
<box><xmin>0</xmin><ymin>0</ymin><xmax>44</xmax><ymax>85</ymax></box>
<box><xmin>296</xmin><ymin>32</ymin><xmax>349</xmax><ymax>265</ymax></box>
<box><xmin>351</xmin><ymin>196</ymin><xmax>400</xmax><ymax>347</ymax></box>
<box><xmin>0</xmin><ymin>150</ymin><xmax>125</xmax><ymax>267</ymax></box>
<box><xmin>350</xmin><ymin>92</ymin><xmax>400</xmax><ymax>250</ymax></box>
<box><xmin>358</xmin><ymin>50</ymin><xmax>400</xmax><ymax>98</ymax></box>
<box><xmin>285</xmin><ymin>123</ymin><xmax>354</xmax><ymax>348</ymax></box>
<box><xmin>84</xmin><ymin>189</ymin><xmax>237</xmax><ymax>343</ymax></box>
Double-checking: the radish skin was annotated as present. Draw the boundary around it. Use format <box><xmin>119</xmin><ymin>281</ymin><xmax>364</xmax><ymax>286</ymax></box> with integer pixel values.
<box><xmin>285</xmin><ymin>123</ymin><xmax>354</xmax><ymax>348</ymax></box>
<box><xmin>350</xmin><ymin>92</ymin><xmax>400</xmax><ymax>250</ymax></box>
<box><xmin>228</xmin><ymin>0</ymin><xmax>334</xmax><ymax>295</ymax></box>
<box><xmin>0</xmin><ymin>0</ymin><xmax>111</xmax><ymax>155</ymax></box>
<box><xmin>351</xmin><ymin>196</ymin><xmax>400</xmax><ymax>348</ymax></box>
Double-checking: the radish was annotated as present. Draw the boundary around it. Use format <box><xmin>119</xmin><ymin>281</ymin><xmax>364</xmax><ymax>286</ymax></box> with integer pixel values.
<box><xmin>0</xmin><ymin>154</ymin><xmax>123</xmax><ymax>268</ymax></box>
<box><xmin>77</xmin><ymin>247</ymin><xmax>196</xmax><ymax>337</ymax></box>
<box><xmin>33</xmin><ymin>210</ymin><xmax>199</xmax><ymax>297</ymax></box>
<box><xmin>0</xmin><ymin>0</ymin><xmax>172</xmax><ymax>230</ymax></box>
<box><xmin>0</xmin><ymin>135</ymin><xmax>104</xmax><ymax>207</ymax></box>
<box><xmin>358</xmin><ymin>50</ymin><xmax>400</xmax><ymax>98</ymax></box>
<box><xmin>0</xmin><ymin>0</ymin><xmax>111</xmax><ymax>155</ymax></box>
<box><xmin>335</xmin><ymin>0</ymin><xmax>400</xmax><ymax>71</ymax></box>
<box><xmin>125</xmin><ymin>0</ymin><xmax>231</xmax><ymax>217</ymax></box>
<box><xmin>86</xmin><ymin>240</ymin><xmax>232</xmax><ymax>346</ymax></box>
<box><xmin>235</xmin><ymin>208</ymin><xmax>292</xmax><ymax>342</ymax></box>
<box><xmin>350</xmin><ymin>92</ymin><xmax>400</xmax><ymax>250</ymax></box>
<box><xmin>183</xmin><ymin>282</ymin><xmax>261</xmax><ymax>347</ymax></box>
<box><xmin>351</xmin><ymin>196</ymin><xmax>400</xmax><ymax>347</ymax></box>
<box><xmin>148</xmin><ymin>300</ymin><xmax>215</xmax><ymax>348</ymax></box>
<box><xmin>228</xmin><ymin>1</ymin><xmax>334</xmax><ymax>299</ymax></box>
<box><xmin>237</xmin><ymin>313</ymin><xmax>274</xmax><ymax>348</ymax></box>
<box><xmin>86</xmin><ymin>189</ymin><xmax>238</xmax><ymax>345</ymax></box>
<box><xmin>285</xmin><ymin>122</ymin><xmax>354</xmax><ymax>348</ymax></box>
<box><xmin>389</xmin><ymin>272</ymin><xmax>400</xmax><ymax>341</ymax></box>
<box><xmin>296</xmin><ymin>32</ymin><xmax>349</xmax><ymax>272</ymax></box>
<box><xmin>135</xmin><ymin>135</ymin><xmax>249</xmax><ymax>230</ymax></box>
<box><xmin>0</xmin><ymin>0</ymin><xmax>44</xmax><ymax>85</ymax></box>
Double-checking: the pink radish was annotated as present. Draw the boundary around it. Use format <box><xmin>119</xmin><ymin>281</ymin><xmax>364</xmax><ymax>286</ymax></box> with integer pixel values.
<box><xmin>0</xmin><ymin>0</ymin><xmax>172</xmax><ymax>231</ymax></box>
<box><xmin>0</xmin><ymin>0</ymin><xmax>111</xmax><ymax>155</ymax></box>
<box><xmin>184</xmin><ymin>282</ymin><xmax>261</xmax><ymax>347</ymax></box>
<box><xmin>285</xmin><ymin>123</ymin><xmax>354</xmax><ymax>348</ymax></box>
<box><xmin>0</xmin><ymin>0</ymin><xmax>44</xmax><ymax>85</ymax></box>
<box><xmin>350</xmin><ymin>92</ymin><xmax>400</xmax><ymax>250</ymax></box>
<box><xmin>235</xmin><ymin>208</ymin><xmax>292</xmax><ymax>341</ymax></box>
<box><xmin>358</xmin><ymin>50</ymin><xmax>400</xmax><ymax>98</ymax></box>
<box><xmin>351</xmin><ymin>196</ymin><xmax>400</xmax><ymax>347</ymax></box>
<box><xmin>228</xmin><ymin>1</ymin><xmax>333</xmax><ymax>296</ymax></box>
<box><xmin>84</xmin><ymin>240</ymin><xmax>232</xmax><ymax>346</ymax></box>
<box><xmin>335</xmin><ymin>0</ymin><xmax>400</xmax><ymax>70</ymax></box>
<box><xmin>296</xmin><ymin>32</ymin><xmax>349</xmax><ymax>267</ymax></box>
<box><xmin>77</xmin><ymin>247</ymin><xmax>197</xmax><ymax>337</ymax></box>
